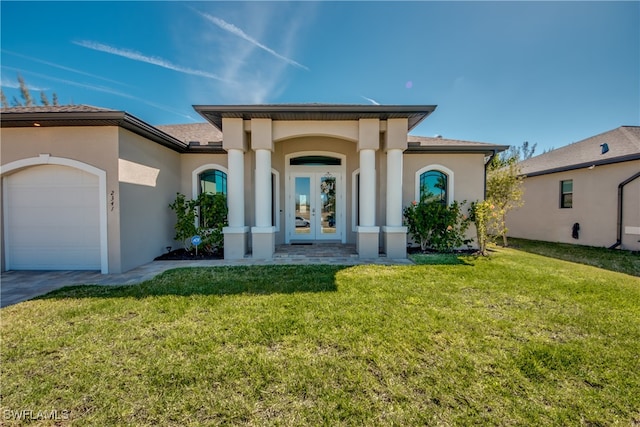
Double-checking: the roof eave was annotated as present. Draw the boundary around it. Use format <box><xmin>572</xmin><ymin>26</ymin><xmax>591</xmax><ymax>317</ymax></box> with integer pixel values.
<box><xmin>406</xmin><ymin>144</ymin><xmax>509</xmax><ymax>156</ymax></box>
<box><xmin>121</xmin><ymin>114</ymin><xmax>189</xmax><ymax>152</ymax></box>
<box><xmin>193</xmin><ymin>104</ymin><xmax>437</xmax><ymax>132</ymax></box>
<box><xmin>0</xmin><ymin>110</ymin><xmax>126</xmax><ymax>124</ymax></box>
<box><xmin>1</xmin><ymin>111</ymin><xmax>189</xmax><ymax>152</ymax></box>
<box><xmin>521</xmin><ymin>153</ymin><xmax>640</xmax><ymax>177</ymax></box>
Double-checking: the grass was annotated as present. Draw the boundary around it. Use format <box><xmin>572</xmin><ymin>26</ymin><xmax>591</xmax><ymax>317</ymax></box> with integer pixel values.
<box><xmin>1</xmin><ymin>248</ymin><xmax>639</xmax><ymax>425</ymax></box>
<box><xmin>507</xmin><ymin>237</ymin><xmax>640</xmax><ymax>277</ymax></box>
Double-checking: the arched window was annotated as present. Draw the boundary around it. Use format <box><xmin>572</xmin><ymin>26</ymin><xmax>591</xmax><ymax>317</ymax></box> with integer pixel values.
<box><xmin>420</xmin><ymin>170</ymin><xmax>448</xmax><ymax>204</ymax></box>
<box><xmin>415</xmin><ymin>164</ymin><xmax>454</xmax><ymax>205</ymax></box>
<box><xmin>199</xmin><ymin>169</ymin><xmax>227</xmax><ymax>195</ymax></box>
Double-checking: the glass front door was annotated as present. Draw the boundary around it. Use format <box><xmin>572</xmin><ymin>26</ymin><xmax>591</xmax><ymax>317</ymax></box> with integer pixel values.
<box><xmin>292</xmin><ymin>172</ymin><xmax>340</xmax><ymax>240</ymax></box>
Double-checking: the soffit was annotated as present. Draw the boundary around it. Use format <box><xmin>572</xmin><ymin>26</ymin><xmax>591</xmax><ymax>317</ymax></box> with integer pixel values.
<box><xmin>193</xmin><ymin>104</ymin><xmax>437</xmax><ymax>132</ymax></box>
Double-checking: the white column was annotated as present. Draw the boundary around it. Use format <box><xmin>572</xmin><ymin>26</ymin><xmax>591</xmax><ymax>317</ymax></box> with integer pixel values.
<box><xmin>227</xmin><ymin>148</ymin><xmax>245</xmax><ymax>228</ymax></box>
<box><xmin>382</xmin><ymin>118</ymin><xmax>408</xmax><ymax>259</ymax></box>
<box><xmin>254</xmin><ymin>149</ymin><xmax>272</xmax><ymax>228</ymax></box>
<box><xmin>356</xmin><ymin>118</ymin><xmax>380</xmax><ymax>259</ymax></box>
<box><xmin>250</xmin><ymin>118</ymin><xmax>275</xmax><ymax>259</ymax></box>
<box><xmin>386</xmin><ymin>149</ymin><xmax>403</xmax><ymax>227</ymax></box>
<box><xmin>359</xmin><ymin>149</ymin><xmax>376</xmax><ymax>227</ymax></box>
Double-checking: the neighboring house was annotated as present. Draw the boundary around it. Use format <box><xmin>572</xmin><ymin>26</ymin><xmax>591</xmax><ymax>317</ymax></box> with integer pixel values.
<box><xmin>1</xmin><ymin>104</ymin><xmax>507</xmax><ymax>274</ymax></box>
<box><xmin>507</xmin><ymin>126</ymin><xmax>640</xmax><ymax>251</ymax></box>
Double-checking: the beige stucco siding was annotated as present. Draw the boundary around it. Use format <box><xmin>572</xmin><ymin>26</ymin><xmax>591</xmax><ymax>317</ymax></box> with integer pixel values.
<box><xmin>118</xmin><ymin>128</ymin><xmax>181</xmax><ymax>272</ymax></box>
<box><xmin>403</xmin><ymin>153</ymin><xmax>487</xmax><ymax>248</ymax></box>
<box><xmin>403</xmin><ymin>153</ymin><xmax>486</xmax><ymax>206</ymax></box>
<box><xmin>507</xmin><ymin>160</ymin><xmax>640</xmax><ymax>250</ymax></box>
<box><xmin>179</xmin><ymin>153</ymin><xmax>228</xmax><ymax>197</ymax></box>
<box><xmin>0</xmin><ymin>126</ymin><xmax>121</xmax><ymax>272</ymax></box>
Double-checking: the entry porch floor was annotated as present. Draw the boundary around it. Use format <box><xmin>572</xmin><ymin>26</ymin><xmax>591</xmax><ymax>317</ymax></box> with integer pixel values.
<box><xmin>275</xmin><ymin>242</ymin><xmax>358</xmax><ymax>258</ymax></box>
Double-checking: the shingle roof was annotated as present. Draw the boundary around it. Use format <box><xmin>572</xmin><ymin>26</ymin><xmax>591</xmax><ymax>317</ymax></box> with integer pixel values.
<box><xmin>1</xmin><ymin>104</ymin><xmax>509</xmax><ymax>156</ymax></box>
<box><xmin>518</xmin><ymin>126</ymin><xmax>640</xmax><ymax>176</ymax></box>
<box><xmin>152</xmin><ymin>124</ymin><xmax>507</xmax><ymax>154</ymax></box>
<box><xmin>157</xmin><ymin>122</ymin><xmax>223</xmax><ymax>144</ymax></box>
<box><xmin>407</xmin><ymin>135</ymin><xmax>508</xmax><ymax>155</ymax></box>
<box><xmin>1</xmin><ymin>105</ymin><xmax>116</xmax><ymax>113</ymax></box>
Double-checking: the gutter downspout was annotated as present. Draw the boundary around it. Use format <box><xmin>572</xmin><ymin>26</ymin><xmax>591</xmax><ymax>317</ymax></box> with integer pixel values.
<box><xmin>608</xmin><ymin>170</ymin><xmax>640</xmax><ymax>250</ymax></box>
<box><xmin>484</xmin><ymin>150</ymin><xmax>499</xmax><ymax>199</ymax></box>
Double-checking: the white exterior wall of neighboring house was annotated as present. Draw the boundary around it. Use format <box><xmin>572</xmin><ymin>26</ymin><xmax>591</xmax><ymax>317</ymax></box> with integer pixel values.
<box><xmin>117</xmin><ymin>128</ymin><xmax>182</xmax><ymax>273</ymax></box>
<box><xmin>507</xmin><ymin>159</ymin><xmax>640</xmax><ymax>251</ymax></box>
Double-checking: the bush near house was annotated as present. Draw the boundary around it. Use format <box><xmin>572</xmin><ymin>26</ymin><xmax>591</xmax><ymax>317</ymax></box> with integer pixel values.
<box><xmin>403</xmin><ymin>198</ymin><xmax>471</xmax><ymax>252</ymax></box>
<box><xmin>168</xmin><ymin>192</ymin><xmax>228</xmax><ymax>254</ymax></box>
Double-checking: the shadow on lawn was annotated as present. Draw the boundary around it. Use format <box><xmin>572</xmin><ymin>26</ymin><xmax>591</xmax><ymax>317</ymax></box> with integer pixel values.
<box><xmin>408</xmin><ymin>252</ymin><xmax>476</xmax><ymax>266</ymax></box>
<box><xmin>35</xmin><ymin>265</ymin><xmax>343</xmax><ymax>302</ymax></box>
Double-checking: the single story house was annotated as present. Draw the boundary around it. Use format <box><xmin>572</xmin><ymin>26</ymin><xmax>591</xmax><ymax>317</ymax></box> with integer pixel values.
<box><xmin>507</xmin><ymin>126</ymin><xmax>640</xmax><ymax>251</ymax></box>
<box><xmin>1</xmin><ymin>104</ymin><xmax>507</xmax><ymax>274</ymax></box>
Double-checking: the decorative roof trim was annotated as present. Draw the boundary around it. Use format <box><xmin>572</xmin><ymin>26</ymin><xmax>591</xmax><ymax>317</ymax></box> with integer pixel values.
<box><xmin>193</xmin><ymin>104</ymin><xmax>437</xmax><ymax>132</ymax></box>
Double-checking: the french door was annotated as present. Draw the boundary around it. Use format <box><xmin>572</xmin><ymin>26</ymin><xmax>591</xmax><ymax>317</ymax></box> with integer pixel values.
<box><xmin>290</xmin><ymin>171</ymin><xmax>342</xmax><ymax>241</ymax></box>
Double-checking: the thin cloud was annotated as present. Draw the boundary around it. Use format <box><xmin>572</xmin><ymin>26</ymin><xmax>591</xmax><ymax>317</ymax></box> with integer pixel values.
<box><xmin>0</xmin><ymin>75</ymin><xmax>48</xmax><ymax>91</ymax></box>
<box><xmin>196</xmin><ymin>10</ymin><xmax>309</xmax><ymax>71</ymax></box>
<box><xmin>361</xmin><ymin>96</ymin><xmax>380</xmax><ymax>105</ymax></box>
<box><xmin>73</xmin><ymin>40</ymin><xmax>231</xmax><ymax>82</ymax></box>
<box><xmin>1</xmin><ymin>49</ymin><xmax>130</xmax><ymax>87</ymax></box>
<box><xmin>2</xmin><ymin>66</ymin><xmax>196</xmax><ymax>121</ymax></box>
<box><xmin>3</xmin><ymin>66</ymin><xmax>133</xmax><ymax>97</ymax></box>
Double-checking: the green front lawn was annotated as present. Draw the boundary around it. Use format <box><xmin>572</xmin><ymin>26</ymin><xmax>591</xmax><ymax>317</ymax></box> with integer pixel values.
<box><xmin>507</xmin><ymin>237</ymin><xmax>640</xmax><ymax>277</ymax></box>
<box><xmin>2</xmin><ymin>248</ymin><xmax>639</xmax><ymax>425</ymax></box>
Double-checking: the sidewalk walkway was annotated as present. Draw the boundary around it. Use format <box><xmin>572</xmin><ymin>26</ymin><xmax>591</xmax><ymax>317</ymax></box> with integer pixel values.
<box><xmin>1</xmin><ymin>246</ymin><xmax>413</xmax><ymax>308</ymax></box>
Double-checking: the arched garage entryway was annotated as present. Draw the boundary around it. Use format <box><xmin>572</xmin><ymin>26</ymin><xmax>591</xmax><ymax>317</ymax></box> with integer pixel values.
<box><xmin>2</xmin><ymin>156</ymin><xmax>108</xmax><ymax>273</ymax></box>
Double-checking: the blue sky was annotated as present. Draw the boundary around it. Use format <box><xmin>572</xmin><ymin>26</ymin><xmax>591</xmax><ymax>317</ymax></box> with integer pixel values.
<box><xmin>1</xmin><ymin>1</ymin><xmax>638</xmax><ymax>153</ymax></box>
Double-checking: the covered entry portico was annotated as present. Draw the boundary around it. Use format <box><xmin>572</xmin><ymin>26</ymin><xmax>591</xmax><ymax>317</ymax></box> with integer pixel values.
<box><xmin>194</xmin><ymin>104</ymin><xmax>436</xmax><ymax>260</ymax></box>
<box><xmin>286</xmin><ymin>152</ymin><xmax>346</xmax><ymax>243</ymax></box>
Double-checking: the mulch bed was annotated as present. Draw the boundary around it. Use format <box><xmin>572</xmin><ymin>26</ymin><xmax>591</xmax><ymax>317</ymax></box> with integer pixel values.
<box><xmin>155</xmin><ymin>248</ymin><xmax>223</xmax><ymax>261</ymax></box>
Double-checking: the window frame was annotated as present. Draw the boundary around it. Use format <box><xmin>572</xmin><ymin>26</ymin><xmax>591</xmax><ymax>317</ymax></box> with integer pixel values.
<box><xmin>560</xmin><ymin>179</ymin><xmax>573</xmax><ymax>209</ymax></box>
<box><xmin>352</xmin><ymin>169</ymin><xmax>360</xmax><ymax>232</ymax></box>
<box><xmin>414</xmin><ymin>164</ymin><xmax>454</xmax><ymax>206</ymax></box>
<box><xmin>271</xmin><ymin>169</ymin><xmax>280</xmax><ymax>231</ymax></box>
<box><xmin>192</xmin><ymin>164</ymin><xmax>229</xmax><ymax>200</ymax></box>
<box><xmin>199</xmin><ymin>169</ymin><xmax>227</xmax><ymax>196</ymax></box>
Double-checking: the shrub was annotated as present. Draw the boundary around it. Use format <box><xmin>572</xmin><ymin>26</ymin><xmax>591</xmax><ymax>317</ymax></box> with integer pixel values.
<box><xmin>168</xmin><ymin>193</ymin><xmax>198</xmax><ymax>250</ymax></box>
<box><xmin>169</xmin><ymin>193</ymin><xmax>228</xmax><ymax>253</ymax></box>
<box><xmin>197</xmin><ymin>193</ymin><xmax>228</xmax><ymax>253</ymax></box>
<box><xmin>469</xmin><ymin>200</ymin><xmax>493</xmax><ymax>256</ymax></box>
<box><xmin>403</xmin><ymin>199</ymin><xmax>471</xmax><ymax>252</ymax></box>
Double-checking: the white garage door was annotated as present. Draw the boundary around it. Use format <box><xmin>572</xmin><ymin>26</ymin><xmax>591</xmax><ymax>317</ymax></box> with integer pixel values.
<box><xmin>4</xmin><ymin>164</ymin><xmax>101</xmax><ymax>270</ymax></box>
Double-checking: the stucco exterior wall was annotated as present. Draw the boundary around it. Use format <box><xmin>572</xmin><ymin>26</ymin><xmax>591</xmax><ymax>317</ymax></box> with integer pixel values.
<box><xmin>118</xmin><ymin>128</ymin><xmax>181</xmax><ymax>272</ymax></box>
<box><xmin>0</xmin><ymin>126</ymin><xmax>121</xmax><ymax>272</ymax></box>
<box><xmin>179</xmin><ymin>153</ymin><xmax>228</xmax><ymax>198</ymax></box>
<box><xmin>507</xmin><ymin>160</ymin><xmax>640</xmax><ymax>251</ymax></box>
<box><xmin>403</xmin><ymin>152</ymin><xmax>487</xmax><ymax>248</ymax></box>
